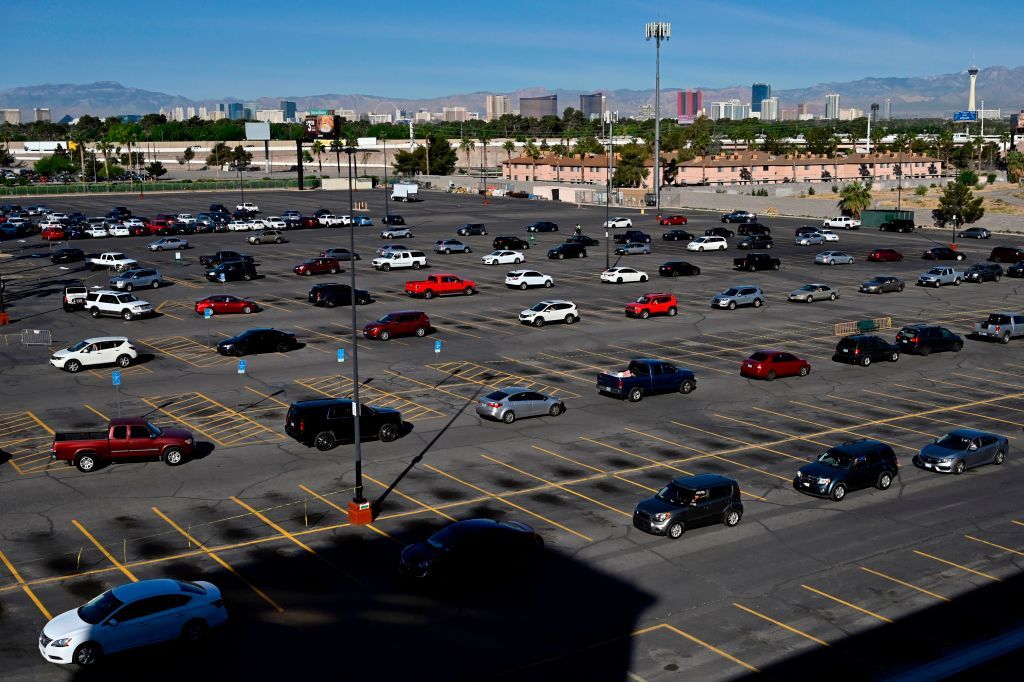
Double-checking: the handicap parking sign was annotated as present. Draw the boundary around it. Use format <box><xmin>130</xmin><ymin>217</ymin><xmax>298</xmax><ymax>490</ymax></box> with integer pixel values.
<box><xmin>204</xmin><ymin>307</ymin><xmax>213</xmax><ymax>319</ymax></box>
<box><xmin>337</xmin><ymin>348</ymin><xmax>345</xmax><ymax>363</ymax></box>
<box><xmin>111</xmin><ymin>370</ymin><xmax>121</xmax><ymax>386</ymax></box>
<box><xmin>434</xmin><ymin>340</ymin><xmax>442</xmax><ymax>354</ymax></box>
<box><xmin>237</xmin><ymin>359</ymin><xmax>246</xmax><ymax>374</ymax></box>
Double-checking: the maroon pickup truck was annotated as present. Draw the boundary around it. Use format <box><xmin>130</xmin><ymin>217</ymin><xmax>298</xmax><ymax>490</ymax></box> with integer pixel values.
<box><xmin>51</xmin><ymin>417</ymin><xmax>194</xmax><ymax>472</ymax></box>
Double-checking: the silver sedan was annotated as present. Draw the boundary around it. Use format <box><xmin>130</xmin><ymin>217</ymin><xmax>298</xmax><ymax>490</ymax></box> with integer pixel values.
<box><xmin>814</xmin><ymin>250</ymin><xmax>854</xmax><ymax>265</ymax></box>
<box><xmin>476</xmin><ymin>387</ymin><xmax>565</xmax><ymax>423</ymax></box>
<box><xmin>148</xmin><ymin>237</ymin><xmax>189</xmax><ymax>251</ymax></box>
<box><xmin>788</xmin><ymin>283</ymin><xmax>839</xmax><ymax>303</ymax></box>
<box><xmin>615</xmin><ymin>242</ymin><xmax>651</xmax><ymax>255</ymax></box>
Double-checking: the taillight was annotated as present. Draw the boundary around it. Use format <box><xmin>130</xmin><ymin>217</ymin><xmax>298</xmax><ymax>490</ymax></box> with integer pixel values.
<box><xmin>299</xmin><ymin>419</ymin><xmax>305</xmax><ymax>434</ymax></box>
<box><xmin>910</xmin><ymin>337</ymin><xmax>919</xmax><ymax>343</ymax></box>
<box><xmin>995</xmin><ymin>326</ymin><xmax>1001</xmax><ymax>332</ymax></box>
<box><xmin>486</xmin><ymin>402</ymin><xmax>502</xmax><ymax>408</ymax></box>
<box><xmin>854</xmin><ymin>348</ymin><xmax>861</xmax><ymax>355</ymax></box>
<box><xmin>618</xmin><ymin>379</ymin><xmax>624</xmax><ymax>388</ymax></box>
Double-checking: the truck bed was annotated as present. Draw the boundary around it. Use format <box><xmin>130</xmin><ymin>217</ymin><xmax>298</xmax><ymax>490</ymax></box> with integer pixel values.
<box><xmin>54</xmin><ymin>431</ymin><xmax>107</xmax><ymax>442</ymax></box>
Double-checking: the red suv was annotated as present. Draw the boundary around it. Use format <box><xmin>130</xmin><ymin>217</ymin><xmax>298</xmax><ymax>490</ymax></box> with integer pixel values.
<box><xmin>867</xmin><ymin>248</ymin><xmax>904</xmax><ymax>262</ymax></box>
<box><xmin>146</xmin><ymin>218</ymin><xmax>175</xmax><ymax>235</ymax></box>
<box><xmin>740</xmin><ymin>350</ymin><xmax>811</xmax><ymax>380</ymax></box>
<box><xmin>300</xmin><ymin>216</ymin><xmax>321</xmax><ymax>229</ymax></box>
<box><xmin>363</xmin><ymin>311</ymin><xmax>432</xmax><ymax>341</ymax></box>
<box><xmin>41</xmin><ymin>225</ymin><xmax>66</xmax><ymax>240</ymax></box>
<box><xmin>625</xmin><ymin>293</ymin><xmax>678</xmax><ymax>319</ymax></box>
<box><xmin>293</xmin><ymin>257</ymin><xmax>341</xmax><ymax>276</ymax></box>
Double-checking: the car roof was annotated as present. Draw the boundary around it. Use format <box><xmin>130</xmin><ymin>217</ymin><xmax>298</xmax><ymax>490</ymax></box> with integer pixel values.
<box><xmin>111</xmin><ymin>578</ymin><xmax>184</xmax><ymax>601</ymax></box>
<box><xmin>79</xmin><ymin>336</ymin><xmax>129</xmax><ymax>343</ymax></box>
<box><xmin>830</xmin><ymin>439</ymin><xmax>888</xmax><ymax>454</ymax></box>
<box><xmin>538</xmin><ymin>299</ymin><xmax>571</xmax><ymax>305</ymax></box>
<box><xmin>947</xmin><ymin>428</ymin><xmax>993</xmax><ymax>438</ymax></box>
<box><xmin>671</xmin><ymin>473</ymin><xmax>736</xmax><ymax>489</ymax></box>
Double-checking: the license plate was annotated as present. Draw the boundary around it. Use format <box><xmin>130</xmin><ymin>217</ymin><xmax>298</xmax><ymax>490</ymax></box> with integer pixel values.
<box><xmin>801</xmin><ymin>481</ymin><xmax>810</xmax><ymax>487</ymax></box>
<box><xmin>924</xmin><ymin>462</ymin><xmax>933</xmax><ymax>469</ymax></box>
<box><xmin>841</xmin><ymin>348</ymin><xmax>849</xmax><ymax>353</ymax></box>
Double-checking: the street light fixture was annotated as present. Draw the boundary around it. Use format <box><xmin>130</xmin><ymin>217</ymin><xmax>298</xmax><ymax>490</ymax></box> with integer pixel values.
<box><xmin>645</xmin><ymin>21</ymin><xmax>670</xmax><ymax>218</ymax></box>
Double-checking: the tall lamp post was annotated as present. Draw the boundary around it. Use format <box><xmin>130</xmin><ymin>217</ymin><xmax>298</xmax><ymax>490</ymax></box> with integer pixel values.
<box><xmin>344</xmin><ymin>142</ymin><xmax>371</xmax><ymax>525</ymax></box>
<box><xmin>383</xmin><ymin>137</ymin><xmax>390</xmax><ymax>220</ymax></box>
<box><xmin>645</xmin><ymin>21</ymin><xmax>670</xmax><ymax>218</ymax></box>
<box><xmin>605</xmin><ymin>114</ymin><xmax>614</xmax><ymax>268</ymax></box>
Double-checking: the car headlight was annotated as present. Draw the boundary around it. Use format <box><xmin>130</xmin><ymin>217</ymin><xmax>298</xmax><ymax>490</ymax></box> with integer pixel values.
<box><xmin>51</xmin><ymin>637</ymin><xmax>73</xmax><ymax>648</ymax></box>
<box><xmin>817</xmin><ymin>477</ymin><xmax>831</xmax><ymax>485</ymax></box>
<box><xmin>417</xmin><ymin>559</ymin><xmax>435</xmax><ymax>568</ymax></box>
<box><xmin>652</xmin><ymin>512</ymin><xmax>671</xmax><ymax>522</ymax></box>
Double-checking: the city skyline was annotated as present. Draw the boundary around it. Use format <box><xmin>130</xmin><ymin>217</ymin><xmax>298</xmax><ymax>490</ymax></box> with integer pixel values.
<box><xmin>1</xmin><ymin>0</ymin><xmax>1018</xmax><ymax>100</ymax></box>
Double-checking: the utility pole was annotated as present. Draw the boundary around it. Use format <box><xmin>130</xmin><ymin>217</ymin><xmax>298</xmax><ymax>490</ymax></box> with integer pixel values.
<box><xmin>646</xmin><ymin>21</ymin><xmax>670</xmax><ymax>217</ymax></box>
<box><xmin>345</xmin><ymin>142</ymin><xmax>370</xmax><ymax>525</ymax></box>
<box><xmin>606</xmin><ymin>113</ymin><xmax>614</xmax><ymax>269</ymax></box>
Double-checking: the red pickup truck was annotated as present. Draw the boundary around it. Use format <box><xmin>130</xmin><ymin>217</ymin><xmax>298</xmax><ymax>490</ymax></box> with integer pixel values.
<box><xmin>52</xmin><ymin>417</ymin><xmax>194</xmax><ymax>472</ymax></box>
<box><xmin>404</xmin><ymin>274</ymin><xmax>477</xmax><ymax>299</ymax></box>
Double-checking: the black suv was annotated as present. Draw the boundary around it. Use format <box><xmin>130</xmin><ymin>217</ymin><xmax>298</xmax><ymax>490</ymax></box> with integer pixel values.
<box><xmin>964</xmin><ymin>262</ymin><xmax>1003</xmax><ymax>282</ymax></box>
<box><xmin>879</xmin><ymin>219</ymin><xmax>915</xmax><ymax>233</ymax></box>
<box><xmin>794</xmin><ymin>439</ymin><xmax>899</xmax><ymax>501</ymax></box>
<box><xmin>308</xmin><ymin>283</ymin><xmax>371</xmax><ymax>307</ymax></box>
<box><xmin>832</xmin><ymin>335</ymin><xmax>900</xmax><ymax>366</ymax></box>
<box><xmin>662</xmin><ymin>229</ymin><xmax>693</xmax><ymax>242</ymax></box>
<box><xmin>457</xmin><ymin>223</ymin><xmax>487</xmax><ymax>236</ymax></box>
<box><xmin>633</xmin><ymin>474</ymin><xmax>743</xmax><ymax>539</ymax></box>
<box><xmin>493</xmin><ymin>235</ymin><xmax>530</xmax><ymax>250</ymax></box>
<box><xmin>895</xmin><ymin>325</ymin><xmax>963</xmax><ymax>355</ymax></box>
<box><xmin>285</xmin><ymin>399</ymin><xmax>402</xmax><ymax>451</ymax></box>
<box><xmin>381</xmin><ymin>215</ymin><xmax>405</xmax><ymax>225</ymax></box>
<box><xmin>737</xmin><ymin>234</ymin><xmax>774</xmax><ymax>250</ymax></box>
<box><xmin>565</xmin><ymin>234</ymin><xmax>600</xmax><ymax>247</ymax></box>
<box><xmin>736</xmin><ymin>222</ymin><xmax>770</xmax><ymax>236</ymax></box>
<box><xmin>547</xmin><ymin>243</ymin><xmax>587</xmax><ymax>259</ymax></box>
<box><xmin>205</xmin><ymin>260</ymin><xmax>258</xmax><ymax>282</ymax></box>
<box><xmin>705</xmin><ymin>227</ymin><xmax>734</xmax><ymax>239</ymax></box>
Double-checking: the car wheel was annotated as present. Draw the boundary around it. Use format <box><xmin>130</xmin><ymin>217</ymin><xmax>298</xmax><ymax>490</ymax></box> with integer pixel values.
<box><xmin>877</xmin><ymin>472</ymin><xmax>894</xmax><ymax>490</ymax></box>
<box><xmin>829</xmin><ymin>292</ymin><xmax>837</xmax><ymax>301</ymax></box>
<box><xmin>379</xmin><ymin>330</ymin><xmax>391</xmax><ymax>341</ymax></box>
<box><xmin>994</xmin><ymin>450</ymin><xmax>1006</xmax><ymax>465</ymax></box>
<box><xmin>918</xmin><ymin>345</ymin><xmax>932</xmax><ymax>356</ymax></box>
<box><xmin>181</xmin><ymin>618</ymin><xmax>208</xmax><ymax>643</ymax></box>
<box><xmin>122</xmin><ymin>310</ymin><xmax>134</xmax><ymax>321</ymax></box>
<box><xmin>640</xmin><ymin>309</ymin><xmax>650</xmax><ymax>319</ymax></box>
<box><xmin>232</xmin><ymin>347</ymin><xmax>245</xmax><ymax>357</ymax></box>
<box><xmin>898</xmin><ymin>284</ymin><xmax>905</xmax><ymax>292</ymax></box>
<box><xmin>379</xmin><ymin>423</ymin><xmax>399</xmax><ymax>442</ymax></box>
<box><xmin>444</xmin><ymin>248</ymin><xmax>452</xmax><ymax>255</ymax></box>
<box><xmin>465</xmin><ymin>248</ymin><xmax>471</xmax><ymax>253</ymax></box>
<box><xmin>514</xmin><ymin>258</ymin><xmax>521</xmax><ymax>264</ymax></box>
<box><xmin>628</xmin><ymin>387</ymin><xmax>643</xmax><ymax>402</ymax></box>
<box><xmin>464</xmin><ymin>286</ymin><xmax>475</xmax><ymax>295</ymax></box>
<box><xmin>723</xmin><ymin>509</ymin><xmax>742</xmax><ymax>527</ymax></box>
<box><xmin>666</xmin><ymin>521</ymin><xmax>684</xmax><ymax>539</ymax></box>
<box><xmin>423</xmin><ymin>289</ymin><xmax>434</xmax><ymax>299</ymax></box>
<box><xmin>254</xmin><ymin>239</ymin><xmax>261</xmax><ymax>245</ymax></box>
<box><xmin>699</xmin><ymin>246</ymin><xmax>705</xmax><ymax>252</ymax></box>
<box><xmin>679</xmin><ymin>379</ymin><xmax>695</xmax><ymax>394</ymax></box>
<box><xmin>115</xmin><ymin>354</ymin><xmax>132</xmax><ymax>367</ymax></box>
<box><xmin>73</xmin><ymin>641</ymin><xmax>102</xmax><ymax>666</ymax></box>
<box><xmin>616</xmin><ymin>278</ymin><xmax>623</xmax><ymax>283</ymax></box>
<box><xmin>277</xmin><ymin>342</ymin><xmax>292</xmax><ymax>353</ymax></box>
<box><xmin>806</xmin><ymin>295</ymin><xmax>814</xmax><ymax>303</ymax></box>
<box><xmin>164</xmin><ymin>448</ymin><xmax>184</xmax><ymax>466</ymax></box>
<box><xmin>890</xmin><ymin>351</ymin><xmax>899</xmax><ymax>362</ymax></box>
<box><xmin>548</xmin><ymin>403</ymin><xmax>563</xmax><ymax>417</ymax></box>
<box><xmin>242</xmin><ymin>305</ymin><xmax>253</xmax><ymax>314</ymax></box>
<box><xmin>954</xmin><ymin>278</ymin><xmax>962</xmax><ymax>286</ymax></box>
<box><xmin>830</xmin><ymin>483</ymin><xmax>847</xmax><ymax>501</ymax></box>
<box><xmin>124</xmin><ymin>283</ymin><xmax>134</xmax><ymax>292</ymax></box>
<box><xmin>75</xmin><ymin>454</ymin><xmax>98</xmax><ymax>473</ymax></box>
<box><xmin>64</xmin><ymin>358</ymin><xmax>83</xmax><ymax>373</ymax></box>
<box><xmin>641</xmin><ymin>275</ymin><xmax>648</xmax><ymax>282</ymax></box>
<box><xmin>313</xmin><ymin>431</ymin><xmax>337</xmax><ymax>451</ymax></box>
<box><xmin>243</xmin><ymin>273</ymin><xmax>252</xmax><ymax>281</ymax></box>
<box><xmin>753</xmin><ymin>298</ymin><xmax>763</xmax><ymax>308</ymax></box>
<box><xmin>412</xmin><ymin>262</ymin><xmax>421</xmax><ymax>270</ymax></box>
<box><xmin>727</xmin><ymin>301</ymin><xmax>737</xmax><ymax>310</ymax></box>
<box><xmin>564</xmin><ymin>314</ymin><xmax>577</xmax><ymax>325</ymax></box>
<box><xmin>799</xmin><ymin>366</ymin><xmax>810</xmax><ymax>377</ymax></box>
<box><xmin>502</xmin><ymin>411</ymin><xmax>516</xmax><ymax>424</ymax></box>
<box><xmin>581</xmin><ymin>250</ymin><xmax>587</xmax><ymax>258</ymax></box>
<box><xmin>671</xmin><ymin>271</ymin><xmax>680</xmax><ymax>277</ymax></box>
<box><xmin>861</xmin><ymin>355</ymin><xmax>872</xmax><ymax>366</ymax></box>
<box><xmin>953</xmin><ymin>460</ymin><xmax>966</xmax><ymax>475</ymax></box>
<box><xmin>766</xmin><ymin>370</ymin><xmax>776</xmax><ymax>381</ymax></box>
<box><xmin>330</xmin><ymin>268</ymin><xmax>338</xmax><ymax>274</ymax></box>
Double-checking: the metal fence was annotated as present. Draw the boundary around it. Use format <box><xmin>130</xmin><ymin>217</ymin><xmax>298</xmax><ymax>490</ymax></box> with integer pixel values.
<box><xmin>834</xmin><ymin>317</ymin><xmax>892</xmax><ymax>337</ymax></box>
<box><xmin>21</xmin><ymin>329</ymin><xmax>52</xmax><ymax>346</ymax></box>
<box><xmin>0</xmin><ymin>178</ymin><xmax>319</xmax><ymax>197</ymax></box>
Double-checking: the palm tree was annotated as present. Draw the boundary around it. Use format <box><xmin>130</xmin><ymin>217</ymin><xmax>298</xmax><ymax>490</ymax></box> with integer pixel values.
<box><xmin>937</xmin><ymin>129</ymin><xmax>954</xmax><ymax>175</ymax></box>
<box><xmin>459</xmin><ymin>137</ymin><xmax>474</xmax><ymax>176</ymax></box>
<box><xmin>524</xmin><ymin>142</ymin><xmax>542</xmax><ymax>181</ymax></box>
<box><xmin>828</xmin><ymin>134</ymin><xmax>841</xmax><ymax>183</ymax></box>
<box><xmin>96</xmin><ymin>139</ymin><xmax>113</xmax><ymax>183</ymax></box>
<box><xmin>838</xmin><ymin>181</ymin><xmax>872</xmax><ymax>217</ymax></box>
<box><xmin>311</xmin><ymin>140</ymin><xmax>325</xmax><ymax>177</ymax></box>
<box><xmin>477</xmin><ymin>131</ymin><xmax>492</xmax><ymax>182</ymax></box>
<box><xmin>329</xmin><ymin>139</ymin><xmax>343</xmax><ymax>176</ymax></box>
<box><xmin>551</xmin><ymin>144</ymin><xmax>568</xmax><ymax>182</ymax></box>
<box><xmin>503</xmin><ymin>139</ymin><xmax>516</xmax><ymax>164</ymax></box>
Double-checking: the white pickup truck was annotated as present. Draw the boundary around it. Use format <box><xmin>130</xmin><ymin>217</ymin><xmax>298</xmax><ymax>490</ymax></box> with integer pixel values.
<box><xmin>917</xmin><ymin>266</ymin><xmax>963</xmax><ymax>287</ymax></box>
<box><xmin>236</xmin><ymin>201</ymin><xmax>260</xmax><ymax>213</ymax></box>
<box><xmin>822</xmin><ymin>216</ymin><xmax>860</xmax><ymax>230</ymax></box>
<box><xmin>86</xmin><ymin>252</ymin><xmax>139</xmax><ymax>272</ymax></box>
<box><xmin>972</xmin><ymin>312</ymin><xmax>1024</xmax><ymax>343</ymax></box>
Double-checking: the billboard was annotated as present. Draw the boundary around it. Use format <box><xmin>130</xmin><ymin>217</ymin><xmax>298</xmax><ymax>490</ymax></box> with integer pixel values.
<box><xmin>244</xmin><ymin>122</ymin><xmax>271</xmax><ymax>141</ymax></box>
<box><xmin>953</xmin><ymin>111</ymin><xmax>978</xmax><ymax>122</ymax></box>
<box><xmin>304</xmin><ymin>115</ymin><xmax>343</xmax><ymax>140</ymax></box>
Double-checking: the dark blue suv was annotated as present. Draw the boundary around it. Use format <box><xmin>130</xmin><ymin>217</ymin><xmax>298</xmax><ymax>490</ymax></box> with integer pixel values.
<box><xmin>794</xmin><ymin>439</ymin><xmax>898</xmax><ymax>501</ymax></box>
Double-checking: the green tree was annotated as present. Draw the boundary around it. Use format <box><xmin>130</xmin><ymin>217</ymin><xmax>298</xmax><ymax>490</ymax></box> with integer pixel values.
<box><xmin>459</xmin><ymin>137</ymin><xmax>474</xmax><ymax>174</ymax></box>
<box><xmin>524</xmin><ymin>141</ymin><xmax>542</xmax><ymax>181</ymax></box>
<box><xmin>477</xmin><ymin>130</ymin><xmax>492</xmax><ymax>180</ymax></box>
<box><xmin>391</xmin><ymin>146</ymin><xmax>423</xmax><ymax>175</ymax></box>
<box><xmin>613</xmin><ymin>143</ymin><xmax>649</xmax><ymax>187</ymax></box>
<box><xmin>1006</xmin><ymin>150</ymin><xmax>1024</xmax><ymax>183</ymax></box>
<box><xmin>571</xmin><ymin>134</ymin><xmax>602</xmax><ymax>183</ymax></box>
<box><xmin>837</xmin><ymin>181</ymin><xmax>872</xmax><ymax>217</ymax></box>
<box><xmin>328</xmin><ymin>139</ymin><xmax>343</xmax><ymax>176</ymax></box>
<box><xmin>96</xmin><ymin>139</ymin><xmax>114</xmax><ymax>183</ymax></box>
<box><xmin>804</xmin><ymin>126</ymin><xmax>833</xmax><ymax>155</ymax></box>
<box><xmin>311</xmin><ymin>140</ymin><xmax>325</xmax><ymax>177</ymax></box>
<box><xmin>145</xmin><ymin>161</ymin><xmax>167</xmax><ymax>179</ymax></box>
<box><xmin>231</xmin><ymin>145</ymin><xmax>253</xmax><ymax>169</ymax></box>
<box><xmin>425</xmin><ymin>132</ymin><xmax>457</xmax><ymax>175</ymax></box>
<box><xmin>503</xmin><ymin>139</ymin><xmax>516</xmax><ymax>165</ymax></box>
<box><xmin>34</xmin><ymin>153</ymin><xmax>76</xmax><ymax>176</ymax></box>
<box><xmin>182</xmin><ymin>146</ymin><xmax>194</xmax><ymax>170</ymax></box>
<box><xmin>932</xmin><ymin>181</ymin><xmax>984</xmax><ymax>228</ymax></box>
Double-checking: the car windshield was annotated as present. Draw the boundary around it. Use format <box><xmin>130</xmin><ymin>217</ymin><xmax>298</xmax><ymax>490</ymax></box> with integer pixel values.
<box><xmin>635</xmin><ymin>296</ymin><xmax>652</xmax><ymax>303</ymax></box>
<box><xmin>935</xmin><ymin>434</ymin><xmax>972</xmax><ymax>450</ymax></box>
<box><xmin>426</xmin><ymin>525</ymin><xmax>465</xmax><ymax>550</ymax></box>
<box><xmin>376</xmin><ymin>315</ymin><xmax>395</xmax><ymax>323</ymax></box>
<box><xmin>927</xmin><ymin>269</ymin><xmax>944</xmax><ymax>275</ymax></box>
<box><xmin>529</xmin><ymin>303</ymin><xmax>548</xmax><ymax>312</ymax></box>
<box><xmin>78</xmin><ymin>590</ymin><xmax>124</xmax><ymax>624</ymax></box>
<box><xmin>817</xmin><ymin>450</ymin><xmax>853</xmax><ymax>469</ymax></box>
<box><xmin>723</xmin><ymin>288</ymin><xmax>740</xmax><ymax>296</ymax></box>
<box><xmin>145</xmin><ymin>421</ymin><xmax>162</xmax><ymax>437</ymax></box>
<box><xmin>68</xmin><ymin>340</ymin><xmax>91</xmax><ymax>352</ymax></box>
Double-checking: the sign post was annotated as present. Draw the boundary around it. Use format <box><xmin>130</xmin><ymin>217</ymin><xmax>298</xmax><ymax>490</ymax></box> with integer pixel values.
<box><xmin>434</xmin><ymin>340</ymin><xmax>442</xmax><ymax>355</ymax></box>
<box><xmin>203</xmin><ymin>306</ymin><xmax>213</xmax><ymax>347</ymax></box>
<box><xmin>237</xmin><ymin>359</ymin><xmax>246</xmax><ymax>375</ymax></box>
<box><xmin>111</xmin><ymin>370</ymin><xmax>121</xmax><ymax>416</ymax></box>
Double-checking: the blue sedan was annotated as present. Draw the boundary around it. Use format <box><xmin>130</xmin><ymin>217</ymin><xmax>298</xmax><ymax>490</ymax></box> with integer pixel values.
<box><xmin>353</xmin><ymin>215</ymin><xmax>374</xmax><ymax>226</ymax></box>
<box><xmin>913</xmin><ymin>429</ymin><xmax>1008</xmax><ymax>475</ymax></box>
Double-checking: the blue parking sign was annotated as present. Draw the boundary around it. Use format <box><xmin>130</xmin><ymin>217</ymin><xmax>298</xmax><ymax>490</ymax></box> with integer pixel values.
<box><xmin>434</xmin><ymin>340</ymin><xmax>442</xmax><ymax>354</ymax></box>
<box><xmin>237</xmin><ymin>359</ymin><xmax>246</xmax><ymax>374</ymax></box>
<box><xmin>337</xmin><ymin>348</ymin><xmax>345</xmax><ymax>363</ymax></box>
<box><xmin>111</xmin><ymin>370</ymin><xmax>121</xmax><ymax>386</ymax></box>
<box><xmin>204</xmin><ymin>307</ymin><xmax>213</xmax><ymax>319</ymax></box>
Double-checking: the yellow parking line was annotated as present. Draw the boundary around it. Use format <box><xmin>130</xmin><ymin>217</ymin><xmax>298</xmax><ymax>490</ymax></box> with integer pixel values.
<box><xmin>733</xmin><ymin>602</ymin><xmax>831</xmax><ymax>646</ymax></box>
<box><xmin>531</xmin><ymin>445</ymin><xmax>605</xmax><ymax>473</ymax></box>
<box><xmin>424</xmin><ymin>464</ymin><xmax>592</xmax><ymax>541</ymax></box>
<box><xmin>72</xmin><ymin>519</ymin><xmax>138</xmax><ymax>582</ymax></box>
<box><xmin>0</xmin><ymin>548</ymin><xmax>52</xmax><ymax>619</ymax></box>
<box><xmin>230</xmin><ymin>496</ymin><xmax>367</xmax><ymax>590</ymax></box>
<box><xmin>801</xmin><ymin>584</ymin><xmax>893</xmax><ymax>623</ymax></box>
<box><xmin>659</xmin><ymin>426</ymin><xmax>795</xmax><ymax>481</ymax></box>
<box><xmin>658</xmin><ymin>623</ymin><xmax>760</xmax><ymax>673</ymax></box>
<box><xmin>788</xmin><ymin>400</ymin><xmax>940</xmax><ymax>442</ymax></box>
<box><xmin>27</xmin><ymin>411</ymin><xmax>55</xmax><ymax>435</ymax></box>
<box><xmin>696</xmin><ymin>416</ymin><xmax>813</xmax><ymax>462</ymax></box>
<box><xmin>912</xmin><ymin>550</ymin><xmax>1001</xmax><ymax>582</ymax></box>
<box><xmin>1013</xmin><ymin>520</ymin><xmax>1024</xmax><ymax>528</ymax></box>
<box><xmin>299</xmin><ymin>484</ymin><xmax>399</xmax><ymax>543</ymax></box>
<box><xmin>482</xmin><ymin>454</ymin><xmax>632</xmax><ymax>518</ymax></box>
<box><xmin>152</xmin><ymin>507</ymin><xmax>284</xmax><ymax>612</ymax></box>
<box><xmin>964</xmin><ymin>535</ymin><xmax>1024</xmax><ymax>558</ymax></box>
<box><xmin>859</xmin><ymin>566</ymin><xmax>950</xmax><ymax>602</ymax></box>
<box><xmin>865</xmin><ymin>389</ymin><xmax>1024</xmax><ymax>429</ymax></box>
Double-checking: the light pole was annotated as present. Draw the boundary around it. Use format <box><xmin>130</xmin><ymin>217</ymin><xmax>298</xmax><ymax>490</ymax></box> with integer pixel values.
<box><xmin>646</xmin><ymin>21</ymin><xmax>670</xmax><ymax>218</ymax></box>
<box><xmin>383</xmin><ymin>137</ymin><xmax>390</xmax><ymax>220</ymax></box>
<box><xmin>605</xmin><ymin>114</ymin><xmax>614</xmax><ymax>269</ymax></box>
<box><xmin>344</xmin><ymin>143</ymin><xmax>370</xmax><ymax>524</ymax></box>
<box><xmin>896</xmin><ymin>146</ymin><xmax>903</xmax><ymax>211</ymax></box>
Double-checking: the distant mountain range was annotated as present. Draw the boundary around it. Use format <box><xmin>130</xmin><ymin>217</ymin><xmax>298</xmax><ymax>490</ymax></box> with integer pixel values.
<box><xmin>2</xmin><ymin>66</ymin><xmax>1021</xmax><ymax>120</ymax></box>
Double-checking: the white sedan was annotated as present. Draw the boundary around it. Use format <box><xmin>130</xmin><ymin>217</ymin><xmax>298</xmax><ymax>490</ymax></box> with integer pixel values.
<box><xmin>601</xmin><ymin>266</ymin><xmax>649</xmax><ymax>283</ymax></box>
<box><xmin>38</xmin><ymin>579</ymin><xmax>227</xmax><ymax>666</ymax></box>
<box><xmin>227</xmin><ymin>221</ymin><xmax>250</xmax><ymax>231</ymax></box>
<box><xmin>108</xmin><ymin>224</ymin><xmax>131</xmax><ymax>237</ymax></box>
<box><xmin>482</xmin><ymin>250</ymin><xmax>525</xmax><ymax>265</ymax></box>
<box><xmin>123</xmin><ymin>218</ymin><xmax>145</xmax><ymax>229</ymax></box>
<box><xmin>84</xmin><ymin>225</ymin><xmax>109</xmax><ymax>238</ymax></box>
<box><xmin>686</xmin><ymin>236</ymin><xmax>728</xmax><ymax>251</ymax></box>
<box><xmin>817</xmin><ymin>229</ymin><xmax>840</xmax><ymax>242</ymax></box>
<box><xmin>505</xmin><ymin>269</ymin><xmax>553</xmax><ymax>289</ymax></box>
<box><xmin>603</xmin><ymin>217</ymin><xmax>633</xmax><ymax>228</ymax></box>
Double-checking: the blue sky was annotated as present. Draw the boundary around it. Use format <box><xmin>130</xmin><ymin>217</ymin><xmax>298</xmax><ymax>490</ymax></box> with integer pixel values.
<box><xmin>3</xmin><ymin>0</ymin><xmax>1018</xmax><ymax>99</ymax></box>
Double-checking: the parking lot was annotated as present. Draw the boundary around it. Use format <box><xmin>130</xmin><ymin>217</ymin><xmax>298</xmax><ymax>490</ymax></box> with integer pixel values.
<box><xmin>1</xmin><ymin>188</ymin><xmax>1022</xmax><ymax>679</ymax></box>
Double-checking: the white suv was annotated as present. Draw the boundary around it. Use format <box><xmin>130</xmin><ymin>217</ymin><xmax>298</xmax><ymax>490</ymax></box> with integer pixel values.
<box><xmin>50</xmin><ymin>337</ymin><xmax>138</xmax><ymax>373</ymax></box>
<box><xmin>519</xmin><ymin>300</ymin><xmax>579</xmax><ymax>327</ymax></box>
<box><xmin>371</xmin><ymin>250</ymin><xmax>428</xmax><ymax>271</ymax></box>
<box><xmin>505</xmin><ymin>269</ymin><xmax>553</xmax><ymax>289</ymax></box>
<box><xmin>83</xmin><ymin>290</ymin><xmax>153</xmax><ymax>321</ymax></box>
